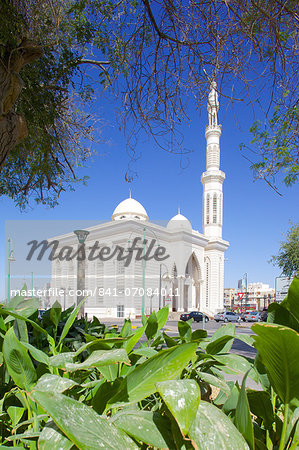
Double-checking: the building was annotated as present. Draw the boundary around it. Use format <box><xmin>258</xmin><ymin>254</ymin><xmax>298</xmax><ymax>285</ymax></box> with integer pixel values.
<box><xmin>224</xmin><ymin>283</ymin><xmax>275</xmax><ymax>311</ymax></box>
<box><xmin>49</xmin><ymin>83</ymin><xmax>229</xmax><ymax>318</ymax></box>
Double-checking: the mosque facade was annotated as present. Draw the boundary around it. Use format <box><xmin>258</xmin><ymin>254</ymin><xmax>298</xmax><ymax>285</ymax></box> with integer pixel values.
<box><xmin>50</xmin><ymin>83</ymin><xmax>229</xmax><ymax>318</ymax></box>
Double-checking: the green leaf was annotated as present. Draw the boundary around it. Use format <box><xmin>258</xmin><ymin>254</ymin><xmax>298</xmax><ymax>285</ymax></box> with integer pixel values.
<box><xmin>7</xmin><ymin>289</ymin><xmax>40</xmax><ymax>318</ymax></box>
<box><xmin>98</xmin><ymin>364</ymin><xmax>119</xmax><ymax>381</ymax></box>
<box><xmin>0</xmin><ymin>308</ymin><xmax>55</xmax><ymax>348</ymax></box>
<box><xmin>50</xmin><ymin>301</ymin><xmax>62</xmax><ymax>329</ymax></box>
<box><xmin>206</xmin><ymin>335</ymin><xmax>235</xmax><ymax>355</ymax></box>
<box><xmin>120</xmin><ymin>319</ymin><xmax>132</xmax><ymax>337</ymax></box>
<box><xmin>247</xmin><ymin>390</ymin><xmax>274</xmax><ymax>430</ymax></box>
<box><xmin>178</xmin><ymin>320</ymin><xmax>192</xmax><ymax>341</ymax></box>
<box><xmin>65</xmin><ymin>349</ymin><xmax>130</xmax><ymax>372</ymax></box>
<box><xmin>74</xmin><ymin>337</ymin><xmax>127</xmax><ymax>356</ymax></box>
<box><xmin>285</xmin><ymin>407</ymin><xmax>299</xmax><ymax>446</ymax></box>
<box><xmin>132</xmin><ymin>347</ymin><xmax>158</xmax><ymax>358</ymax></box>
<box><xmin>34</xmin><ymin>374</ymin><xmax>78</xmax><ymax>393</ymax></box>
<box><xmin>281</xmin><ymin>277</ymin><xmax>299</xmax><ymax>323</ymax></box>
<box><xmin>21</xmin><ymin>342</ymin><xmax>49</xmax><ymax>365</ymax></box>
<box><xmin>7</xmin><ymin>431</ymin><xmax>40</xmax><ymax>441</ymax></box>
<box><xmin>145</xmin><ymin>311</ymin><xmax>158</xmax><ymax>341</ymax></box>
<box><xmin>32</xmin><ymin>391</ymin><xmax>137</xmax><ymax>449</ymax></box>
<box><xmin>207</xmin><ymin>322</ymin><xmax>235</xmax><ymax>353</ymax></box>
<box><xmin>48</xmin><ymin>352</ymin><xmax>74</xmax><ymax>368</ymax></box>
<box><xmin>156</xmin><ymin>379</ymin><xmax>200</xmax><ymax>435</ymax></box>
<box><xmin>91</xmin><ymin>380</ymin><xmax>121</xmax><ymax>415</ymax></box>
<box><xmin>156</xmin><ymin>306</ymin><xmax>169</xmax><ymax>330</ymax></box>
<box><xmin>141</xmin><ymin>312</ymin><xmax>147</xmax><ymax>327</ymax></box>
<box><xmin>236</xmin><ymin>334</ymin><xmax>255</xmax><ymax>347</ymax></box>
<box><xmin>163</xmin><ymin>331</ymin><xmax>177</xmax><ymax>347</ymax></box>
<box><xmin>3</xmin><ymin>327</ymin><xmax>37</xmax><ymax>390</ymax></box>
<box><xmin>268</xmin><ymin>302</ymin><xmax>299</xmax><ymax>332</ymax></box>
<box><xmin>108</xmin><ymin>343</ymin><xmax>198</xmax><ymax>407</ymax></box>
<box><xmin>7</xmin><ymin>406</ymin><xmax>25</xmax><ymax>427</ymax></box>
<box><xmin>222</xmin><ymin>384</ymin><xmax>240</xmax><ymax>415</ymax></box>
<box><xmin>124</xmin><ymin>326</ymin><xmax>145</xmax><ymax>353</ymax></box>
<box><xmin>252</xmin><ymin>323</ymin><xmax>299</xmax><ymax>404</ymax></box>
<box><xmin>39</xmin><ymin>420</ymin><xmax>73</xmax><ymax>450</ymax></box>
<box><xmin>197</xmin><ymin>371</ymin><xmax>230</xmax><ymax>396</ymax></box>
<box><xmin>235</xmin><ymin>372</ymin><xmax>255</xmax><ymax>449</ymax></box>
<box><xmin>213</xmin><ymin>353</ymin><xmax>254</xmax><ymax>377</ymax></box>
<box><xmin>57</xmin><ymin>297</ymin><xmax>87</xmax><ymax>347</ymax></box>
<box><xmin>112</xmin><ymin>410</ymin><xmax>175</xmax><ymax>448</ymax></box>
<box><xmin>14</xmin><ymin>319</ymin><xmax>28</xmax><ymax>343</ymax></box>
<box><xmin>188</xmin><ymin>401</ymin><xmax>249</xmax><ymax>449</ymax></box>
<box><xmin>191</xmin><ymin>329</ymin><xmax>207</xmax><ymax>341</ymax></box>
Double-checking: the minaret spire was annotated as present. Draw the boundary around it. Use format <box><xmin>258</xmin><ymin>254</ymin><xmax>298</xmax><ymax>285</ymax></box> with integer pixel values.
<box><xmin>201</xmin><ymin>82</ymin><xmax>225</xmax><ymax>239</ymax></box>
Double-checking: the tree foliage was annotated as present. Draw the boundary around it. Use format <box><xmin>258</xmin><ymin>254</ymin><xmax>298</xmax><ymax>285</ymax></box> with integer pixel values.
<box><xmin>241</xmin><ymin>90</ymin><xmax>298</xmax><ymax>191</ymax></box>
<box><xmin>0</xmin><ymin>0</ymin><xmax>298</xmax><ymax>207</ymax></box>
<box><xmin>271</xmin><ymin>223</ymin><xmax>299</xmax><ymax>278</ymax></box>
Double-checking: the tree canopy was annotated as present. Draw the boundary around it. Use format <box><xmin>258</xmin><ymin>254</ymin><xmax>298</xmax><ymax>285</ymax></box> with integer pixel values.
<box><xmin>0</xmin><ymin>0</ymin><xmax>298</xmax><ymax>207</ymax></box>
<box><xmin>270</xmin><ymin>223</ymin><xmax>299</xmax><ymax>278</ymax></box>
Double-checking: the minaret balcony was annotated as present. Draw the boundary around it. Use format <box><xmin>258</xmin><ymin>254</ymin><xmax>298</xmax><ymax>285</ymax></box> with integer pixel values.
<box><xmin>201</xmin><ymin>170</ymin><xmax>226</xmax><ymax>184</ymax></box>
<box><xmin>205</xmin><ymin>124</ymin><xmax>222</xmax><ymax>137</ymax></box>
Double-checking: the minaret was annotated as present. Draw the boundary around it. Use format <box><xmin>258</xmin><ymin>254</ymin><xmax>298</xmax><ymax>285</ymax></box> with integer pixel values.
<box><xmin>201</xmin><ymin>82</ymin><xmax>225</xmax><ymax>239</ymax></box>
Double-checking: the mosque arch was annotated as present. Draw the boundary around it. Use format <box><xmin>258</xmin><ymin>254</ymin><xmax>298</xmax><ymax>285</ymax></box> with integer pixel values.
<box><xmin>185</xmin><ymin>253</ymin><xmax>202</xmax><ymax>310</ymax></box>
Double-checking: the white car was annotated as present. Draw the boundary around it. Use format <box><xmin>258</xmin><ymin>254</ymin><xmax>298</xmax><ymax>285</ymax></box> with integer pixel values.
<box><xmin>214</xmin><ymin>311</ymin><xmax>241</xmax><ymax>323</ymax></box>
<box><xmin>244</xmin><ymin>311</ymin><xmax>261</xmax><ymax>322</ymax></box>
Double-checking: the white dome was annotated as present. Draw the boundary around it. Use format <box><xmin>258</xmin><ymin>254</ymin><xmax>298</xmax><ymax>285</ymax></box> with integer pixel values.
<box><xmin>167</xmin><ymin>213</ymin><xmax>192</xmax><ymax>231</ymax></box>
<box><xmin>112</xmin><ymin>197</ymin><xmax>148</xmax><ymax>221</ymax></box>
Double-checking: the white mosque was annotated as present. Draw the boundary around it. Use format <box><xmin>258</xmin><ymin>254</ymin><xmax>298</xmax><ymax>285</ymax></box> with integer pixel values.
<box><xmin>50</xmin><ymin>83</ymin><xmax>229</xmax><ymax>318</ymax></box>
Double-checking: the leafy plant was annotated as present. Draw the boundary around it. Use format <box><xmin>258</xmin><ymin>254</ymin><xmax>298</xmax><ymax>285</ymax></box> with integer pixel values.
<box><xmin>0</xmin><ymin>278</ymin><xmax>299</xmax><ymax>448</ymax></box>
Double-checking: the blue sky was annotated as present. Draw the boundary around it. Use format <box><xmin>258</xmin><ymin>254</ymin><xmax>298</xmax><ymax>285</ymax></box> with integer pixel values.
<box><xmin>1</xmin><ymin>89</ymin><xmax>298</xmax><ymax>300</ymax></box>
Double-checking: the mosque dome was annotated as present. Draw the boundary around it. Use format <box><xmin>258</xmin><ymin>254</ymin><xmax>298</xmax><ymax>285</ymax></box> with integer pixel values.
<box><xmin>167</xmin><ymin>212</ymin><xmax>192</xmax><ymax>232</ymax></box>
<box><xmin>112</xmin><ymin>197</ymin><xmax>148</xmax><ymax>221</ymax></box>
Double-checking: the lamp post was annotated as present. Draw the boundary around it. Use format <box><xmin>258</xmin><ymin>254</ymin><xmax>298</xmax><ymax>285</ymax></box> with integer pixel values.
<box><xmin>74</xmin><ymin>229</ymin><xmax>89</xmax><ymax>318</ymax></box>
<box><xmin>7</xmin><ymin>239</ymin><xmax>16</xmax><ymax>303</ymax></box>
<box><xmin>159</xmin><ymin>263</ymin><xmax>169</xmax><ymax>309</ymax></box>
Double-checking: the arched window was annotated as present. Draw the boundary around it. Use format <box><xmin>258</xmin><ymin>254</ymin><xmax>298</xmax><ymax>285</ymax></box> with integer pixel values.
<box><xmin>213</xmin><ymin>194</ymin><xmax>217</xmax><ymax>224</ymax></box>
<box><xmin>206</xmin><ymin>194</ymin><xmax>210</xmax><ymax>224</ymax></box>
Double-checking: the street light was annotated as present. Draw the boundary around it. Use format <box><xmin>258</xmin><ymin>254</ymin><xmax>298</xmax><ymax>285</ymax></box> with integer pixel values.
<box><xmin>7</xmin><ymin>239</ymin><xmax>16</xmax><ymax>303</ymax></box>
<box><xmin>74</xmin><ymin>229</ymin><xmax>89</xmax><ymax>318</ymax></box>
<box><xmin>159</xmin><ymin>263</ymin><xmax>170</xmax><ymax>309</ymax></box>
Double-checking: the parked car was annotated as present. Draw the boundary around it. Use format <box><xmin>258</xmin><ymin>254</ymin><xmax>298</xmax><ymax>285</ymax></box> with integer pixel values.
<box><xmin>180</xmin><ymin>311</ymin><xmax>209</xmax><ymax>322</ymax></box>
<box><xmin>260</xmin><ymin>308</ymin><xmax>268</xmax><ymax>322</ymax></box>
<box><xmin>244</xmin><ymin>311</ymin><xmax>261</xmax><ymax>322</ymax></box>
<box><xmin>214</xmin><ymin>311</ymin><xmax>241</xmax><ymax>322</ymax></box>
